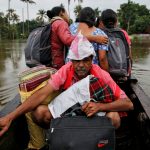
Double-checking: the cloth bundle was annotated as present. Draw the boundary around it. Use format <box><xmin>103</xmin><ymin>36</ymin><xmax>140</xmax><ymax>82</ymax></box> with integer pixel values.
<box><xmin>49</xmin><ymin>75</ymin><xmax>115</xmax><ymax>118</ymax></box>
<box><xmin>18</xmin><ymin>65</ymin><xmax>61</xmax><ymax>149</ymax></box>
<box><xmin>18</xmin><ymin>65</ymin><xmax>57</xmax><ymax>92</ymax></box>
<box><xmin>18</xmin><ymin>65</ymin><xmax>57</xmax><ymax>103</ymax></box>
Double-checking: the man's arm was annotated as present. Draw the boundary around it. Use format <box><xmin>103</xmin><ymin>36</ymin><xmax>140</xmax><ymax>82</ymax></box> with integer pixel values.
<box><xmin>82</xmin><ymin>98</ymin><xmax>133</xmax><ymax>117</ymax></box>
<box><xmin>0</xmin><ymin>83</ymin><xmax>55</xmax><ymax>136</ymax></box>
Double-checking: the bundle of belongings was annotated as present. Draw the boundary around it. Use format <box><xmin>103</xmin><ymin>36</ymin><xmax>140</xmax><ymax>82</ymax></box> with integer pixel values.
<box><xmin>48</xmin><ymin>75</ymin><xmax>115</xmax><ymax>118</ymax></box>
<box><xmin>18</xmin><ymin>65</ymin><xmax>60</xmax><ymax>149</ymax></box>
<box><xmin>18</xmin><ymin>65</ymin><xmax>57</xmax><ymax>102</ymax></box>
<box><xmin>47</xmin><ymin>75</ymin><xmax>115</xmax><ymax>150</ymax></box>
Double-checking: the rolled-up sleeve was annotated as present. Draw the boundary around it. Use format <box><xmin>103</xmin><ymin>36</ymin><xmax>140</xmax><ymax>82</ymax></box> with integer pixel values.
<box><xmin>48</xmin><ymin>63</ymin><xmax>71</xmax><ymax>90</ymax></box>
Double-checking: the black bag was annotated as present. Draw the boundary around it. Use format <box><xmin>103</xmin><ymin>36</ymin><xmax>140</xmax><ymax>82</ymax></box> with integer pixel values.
<box><xmin>47</xmin><ymin>116</ymin><xmax>115</xmax><ymax>150</ymax></box>
<box><xmin>103</xmin><ymin>28</ymin><xmax>131</xmax><ymax>78</ymax></box>
<box><xmin>24</xmin><ymin>24</ymin><xmax>52</xmax><ymax>68</ymax></box>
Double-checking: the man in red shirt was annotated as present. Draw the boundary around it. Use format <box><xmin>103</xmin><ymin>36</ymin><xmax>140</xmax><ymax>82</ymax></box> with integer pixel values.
<box><xmin>0</xmin><ymin>33</ymin><xmax>133</xmax><ymax>140</ymax></box>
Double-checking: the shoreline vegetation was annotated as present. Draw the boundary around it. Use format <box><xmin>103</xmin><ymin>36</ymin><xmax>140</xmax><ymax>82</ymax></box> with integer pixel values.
<box><xmin>0</xmin><ymin>0</ymin><xmax>150</xmax><ymax>40</ymax></box>
<box><xmin>130</xmin><ymin>34</ymin><xmax>150</xmax><ymax>43</ymax></box>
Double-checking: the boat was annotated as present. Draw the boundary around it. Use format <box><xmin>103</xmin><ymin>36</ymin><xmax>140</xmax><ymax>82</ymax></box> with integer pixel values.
<box><xmin>0</xmin><ymin>76</ymin><xmax>150</xmax><ymax>150</ymax></box>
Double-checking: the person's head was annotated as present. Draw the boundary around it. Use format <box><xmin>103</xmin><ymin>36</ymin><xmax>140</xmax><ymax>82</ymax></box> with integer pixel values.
<box><xmin>47</xmin><ymin>6</ymin><xmax>69</xmax><ymax>23</ymax></box>
<box><xmin>78</xmin><ymin>7</ymin><xmax>96</xmax><ymax>27</ymax></box>
<box><xmin>95</xmin><ymin>16</ymin><xmax>105</xmax><ymax>29</ymax></box>
<box><xmin>101</xmin><ymin>9</ymin><xmax>117</xmax><ymax>28</ymax></box>
<box><xmin>67</xmin><ymin>33</ymin><xmax>96</xmax><ymax>79</ymax></box>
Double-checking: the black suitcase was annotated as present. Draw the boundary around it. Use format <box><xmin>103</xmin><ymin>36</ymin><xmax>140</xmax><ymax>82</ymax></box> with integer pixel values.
<box><xmin>47</xmin><ymin>116</ymin><xmax>115</xmax><ymax>150</ymax></box>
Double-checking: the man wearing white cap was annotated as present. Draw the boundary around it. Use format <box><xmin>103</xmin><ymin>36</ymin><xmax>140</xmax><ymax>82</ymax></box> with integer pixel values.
<box><xmin>0</xmin><ymin>34</ymin><xmax>133</xmax><ymax>137</ymax></box>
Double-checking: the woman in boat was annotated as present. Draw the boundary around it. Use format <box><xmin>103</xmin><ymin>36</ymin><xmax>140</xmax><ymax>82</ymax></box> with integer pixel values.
<box><xmin>69</xmin><ymin>7</ymin><xmax>109</xmax><ymax>71</ymax></box>
<box><xmin>47</xmin><ymin>6</ymin><xmax>108</xmax><ymax>70</ymax></box>
<box><xmin>96</xmin><ymin>9</ymin><xmax>132</xmax><ymax>79</ymax></box>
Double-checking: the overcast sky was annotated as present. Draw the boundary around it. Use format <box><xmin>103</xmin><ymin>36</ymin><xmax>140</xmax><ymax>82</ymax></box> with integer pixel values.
<box><xmin>0</xmin><ymin>0</ymin><xmax>150</xmax><ymax>21</ymax></box>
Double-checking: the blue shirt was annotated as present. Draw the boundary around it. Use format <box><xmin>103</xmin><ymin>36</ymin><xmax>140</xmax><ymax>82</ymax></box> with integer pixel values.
<box><xmin>69</xmin><ymin>22</ymin><xmax>108</xmax><ymax>65</ymax></box>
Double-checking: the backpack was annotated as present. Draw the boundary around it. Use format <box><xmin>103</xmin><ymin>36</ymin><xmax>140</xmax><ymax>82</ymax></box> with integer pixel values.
<box><xmin>24</xmin><ymin>24</ymin><xmax>51</xmax><ymax>68</ymax></box>
<box><xmin>103</xmin><ymin>28</ymin><xmax>131</xmax><ymax>78</ymax></box>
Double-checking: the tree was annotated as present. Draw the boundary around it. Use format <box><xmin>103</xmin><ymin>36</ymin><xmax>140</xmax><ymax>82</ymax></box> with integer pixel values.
<box><xmin>20</xmin><ymin>0</ymin><xmax>36</xmax><ymax>33</ymax></box>
<box><xmin>6</xmin><ymin>9</ymin><xmax>20</xmax><ymax>39</ymax></box>
<box><xmin>68</xmin><ymin>0</ymin><xmax>83</xmax><ymax>17</ymax></box>
<box><xmin>36</xmin><ymin>9</ymin><xmax>47</xmax><ymax>25</ymax></box>
<box><xmin>94</xmin><ymin>8</ymin><xmax>101</xmax><ymax>18</ymax></box>
<box><xmin>130</xmin><ymin>15</ymin><xmax>150</xmax><ymax>34</ymax></box>
<box><xmin>75</xmin><ymin>0</ymin><xmax>83</xmax><ymax>4</ymax></box>
<box><xmin>74</xmin><ymin>5</ymin><xmax>82</xmax><ymax>19</ymax></box>
<box><xmin>6</xmin><ymin>9</ymin><xmax>16</xmax><ymax>23</ymax></box>
<box><xmin>117</xmin><ymin>0</ymin><xmax>150</xmax><ymax>34</ymax></box>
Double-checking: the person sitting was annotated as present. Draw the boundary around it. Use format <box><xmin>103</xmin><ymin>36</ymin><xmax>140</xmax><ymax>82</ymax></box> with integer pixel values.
<box><xmin>0</xmin><ymin>34</ymin><xmax>133</xmax><ymax>147</ymax></box>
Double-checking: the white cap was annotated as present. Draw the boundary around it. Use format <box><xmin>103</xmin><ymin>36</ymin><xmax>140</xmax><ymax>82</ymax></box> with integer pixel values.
<box><xmin>67</xmin><ymin>32</ymin><xmax>96</xmax><ymax>60</ymax></box>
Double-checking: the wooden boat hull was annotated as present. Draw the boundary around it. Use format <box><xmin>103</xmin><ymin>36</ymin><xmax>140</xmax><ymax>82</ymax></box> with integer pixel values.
<box><xmin>0</xmin><ymin>95</ymin><xmax>29</xmax><ymax>150</ymax></box>
<box><xmin>0</xmin><ymin>76</ymin><xmax>150</xmax><ymax>150</ymax></box>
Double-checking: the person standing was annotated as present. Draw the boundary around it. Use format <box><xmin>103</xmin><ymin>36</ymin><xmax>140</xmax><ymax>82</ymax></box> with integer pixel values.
<box><xmin>95</xmin><ymin>9</ymin><xmax>132</xmax><ymax>82</ymax></box>
<box><xmin>47</xmin><ymin>6</ymin><xmax>109</xmax><ymax>70</ymax></box>
<box><xmin>69</xmin><ymin>7</ymin><xmax>109</xmax><ymax>71</ymax></box>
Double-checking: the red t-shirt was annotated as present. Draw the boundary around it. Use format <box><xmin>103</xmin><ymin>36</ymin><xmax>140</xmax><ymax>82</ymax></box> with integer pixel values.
<box><xmin>51</xmin><ymin>20</ymin><xmax>75</xmax><ymax>69</ymax></box>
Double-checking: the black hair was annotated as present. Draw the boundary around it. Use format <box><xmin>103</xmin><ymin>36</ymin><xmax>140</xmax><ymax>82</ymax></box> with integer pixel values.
<box><xmin>47</xmin><ymin>6</ymin><xmax>65</xmax><ymax>19</ymax></box>
<box><xmin>78</xmin><ymin>7</ymin><xmax>96</xmax><ymax>27</ymax></box>
<box><xmin>101</xmin><ymin>9</ymin><xmax>117</xmax><ymax>28</ymax></box>
<box><xmin>95</xmin><ymin>16</ymin><xmax>102</xmax><ymax>27</ymax></box>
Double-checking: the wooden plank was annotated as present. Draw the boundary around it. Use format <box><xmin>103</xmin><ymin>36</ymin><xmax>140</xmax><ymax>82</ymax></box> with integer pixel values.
<box><xmin>131</xmin><ymin>81</ymin><xmax>150</xmax><ymax>119</ymax></box>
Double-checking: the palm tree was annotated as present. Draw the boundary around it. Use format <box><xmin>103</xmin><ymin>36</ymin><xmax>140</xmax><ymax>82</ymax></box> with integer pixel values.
<box><xmin>20</xmin><ymin>0</ymin><xmax>36</xmax><ymax>33</ymax></box>
<box><xmin>68</xmin><ymin>0</ymin><xmax>83</xmax><ymax>17</ymax></box>
<box><xmin>12</xmin><ymin>13</ymin><xmax>20</xmax><ymax>23</ymax></box>
<box><xmin>75</xmin><ymin>0</ymin><xmax>83</xmax><ymax>5</ymax></box>
<box><xmin>6</xmin><ymin>9</ymin><xmax>16</xmax><ymax>23</ymax></box>
<box><xmin>12</xmin><ymin>14</ymin><xmax>20</xmax><ymax>39</ymax></box>
<box><xmin>94</xmin><ymin>8</ymin><xmax>101</xmax><ymax>18</ymax></box>
<box><xmin>36</xmin><ymin>9</ymin><xmax>47</xmax><ymax>25</ymax></box>
<box><xmin>6</xmin><ymin>9</ymin><xmax>19</xmax><ymax>39</ymax></box>
<box><xmin>74</xmin><ymin>5</ymin><xmax>82</xmax><ymax>19</ymax></box>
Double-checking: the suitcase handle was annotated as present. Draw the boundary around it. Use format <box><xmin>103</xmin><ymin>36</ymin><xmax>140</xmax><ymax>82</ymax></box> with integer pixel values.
<box><xmin>61</xmin><ymin>102</ymin><xmax>86</xmax><ymax>117</ymax></box>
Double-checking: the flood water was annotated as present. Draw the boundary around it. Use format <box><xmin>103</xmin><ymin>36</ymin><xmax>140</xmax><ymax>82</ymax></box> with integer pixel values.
<box><xmin>0</xmin><ymin>39</ymin><xmax>150</xmax><ymax>110</ymax></box>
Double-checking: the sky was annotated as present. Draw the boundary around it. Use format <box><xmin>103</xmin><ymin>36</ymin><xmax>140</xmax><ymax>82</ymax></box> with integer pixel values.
<box><xmin>0</xmin><ymin>0</ymin><xmax>150</xmax><ymax>21</ymax></box>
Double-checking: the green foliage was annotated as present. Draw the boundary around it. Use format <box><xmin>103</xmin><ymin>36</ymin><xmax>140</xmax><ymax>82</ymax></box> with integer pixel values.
<box><xmin>117</xmin><ymin>0</ymin><xmax>150</xmax><ymax>34</ymax></box>
<box><xmin>1</xmin><ymin>0</ymin><xmax>150</xmax><ymax>39</ymax></box>
<box><xmin>94</xmin><ymin>8</ymin><xmax>101</xmax><ymax>18</ymax></box>
<box><xmin>130</xmin><ymin>16</ymin><xmax>150</xmax><ymax>34</ymax></box>
<box><xmin>74</xmin><ymin>5</ymin><xmax>82</xmax><ymax>18</ymax></box>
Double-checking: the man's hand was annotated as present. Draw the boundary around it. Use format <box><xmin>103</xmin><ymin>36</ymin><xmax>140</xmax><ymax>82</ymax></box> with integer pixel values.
<box><xmin>0</xmin><ymin>115</ymin><xmax>12</xmax><ymax>136</ymax></box>
<box><xmin>82</xmin><ymin>102</ymin><xmax>101</xmax><ymax>117</ymax></box>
